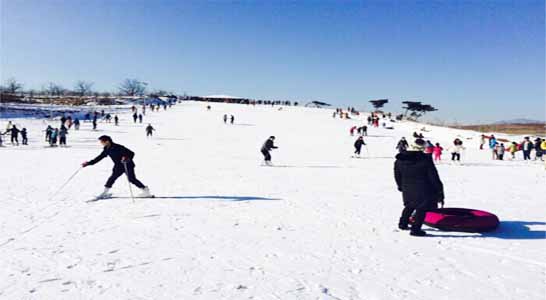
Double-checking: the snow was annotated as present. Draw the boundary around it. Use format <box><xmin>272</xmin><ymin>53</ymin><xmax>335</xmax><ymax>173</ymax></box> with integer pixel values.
<box><xmin>0</xmin><ymin>101</ymin><xmax>544</xmax><ymax>299</ymax></box>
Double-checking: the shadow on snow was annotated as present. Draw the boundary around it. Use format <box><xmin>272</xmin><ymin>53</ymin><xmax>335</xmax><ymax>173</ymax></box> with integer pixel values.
<box><xmin>427</xmin><ymin>221</ymin><xmax>546</xmax><ymax>240</ymax></box>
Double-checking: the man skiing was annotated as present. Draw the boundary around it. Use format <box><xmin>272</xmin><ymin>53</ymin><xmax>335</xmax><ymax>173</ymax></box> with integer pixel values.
<box><xmin>261</xmin><ymin>136</ymin><xmax>278</xmax><ymax>166</ymax></box>
<box><xmin>145</xmin><ymin>124</ymin><xmax>155</xmax><ymax>137</ymax></box>
<box><xmin>354</xmin><ymin>136</ymin><xmax>366</xmax><ymax>157</ymax></box>
<box><xmin>394</xmin><ymin>138</ymin><xmax>445</xmax><ymax>236</ymax></box>
<box><xmin>82</xmin><ymin>135</ymin><xmax>152</xmax><ymax>199</ymax></box>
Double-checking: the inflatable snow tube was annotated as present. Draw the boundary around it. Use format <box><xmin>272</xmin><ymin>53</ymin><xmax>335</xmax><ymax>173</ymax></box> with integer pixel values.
<box><xmin>424</xmin><ymin>208</ymin><xmax>499</xmax><ymax>232</ymax></box>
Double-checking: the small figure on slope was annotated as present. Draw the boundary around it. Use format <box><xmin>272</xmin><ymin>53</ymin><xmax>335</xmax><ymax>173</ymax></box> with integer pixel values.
<box><xmin>396</xmin><ymin>137</ymin><xmax>408</xmax><ymax>153</ymax></box>
<box><xmin>261</xmin><ymin>136</ymin><xmax>278</xmax><ymax>166</ymax></box>
<box><xmin>145</xmin><ymin>124</ymin><xmax>155</xmax><ymax>137</ymax></box>
<box><xmin>354</xmin><ymin>136</ymin><xmax>366</xmax><ymax>157</ymax></box>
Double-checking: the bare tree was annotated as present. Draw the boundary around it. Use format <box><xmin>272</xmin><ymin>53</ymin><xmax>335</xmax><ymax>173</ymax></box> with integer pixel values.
<box><xmin>119</xmin><ymin>79</ymin><xmax>147</xmax><ymax>96</ymax></box>
<box><xmin>74</xmin><ymin>81</ymin><xmax>94</xmax><ymax>97</ymax></box>
<box><xmin>5</xmin><ymin>78</ymin><xmax>23</xmax><ymax>94</ymax></box>
<box><xmin>46</xmin><ymin>82</ymin><xmax>65</xmax><ymax>96</ymax></box>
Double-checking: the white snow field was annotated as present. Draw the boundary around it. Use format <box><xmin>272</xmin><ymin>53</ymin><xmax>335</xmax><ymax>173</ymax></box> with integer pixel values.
<box><xmin>0</xmin><ymin>101</ymin><xmax>544</xmax><ymax>300</ymax></box>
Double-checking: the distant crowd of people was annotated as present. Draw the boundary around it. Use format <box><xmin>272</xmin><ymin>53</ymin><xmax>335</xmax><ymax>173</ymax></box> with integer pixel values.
<box><xmin>481</xmin><ymin>134</ymin><xmax>545</xmax><ymax>161</ymax></box>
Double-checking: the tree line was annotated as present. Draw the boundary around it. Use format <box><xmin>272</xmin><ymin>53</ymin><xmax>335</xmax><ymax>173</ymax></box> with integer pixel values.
<box><xmin>0</xmin><ymin>77</ymin><xmax>172</xmax><ymax>98</ymax></box>
<box><xmin>369</xmin><ymin>99</ymin><xmax>438</xmax><ymax>121</ymax></box>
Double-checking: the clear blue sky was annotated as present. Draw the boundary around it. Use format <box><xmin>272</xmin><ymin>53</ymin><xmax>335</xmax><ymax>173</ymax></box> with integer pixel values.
<box><xmin>1</xmin><ymin>0</ymin><xmax>544</xmax><ymax>123</ymax></box>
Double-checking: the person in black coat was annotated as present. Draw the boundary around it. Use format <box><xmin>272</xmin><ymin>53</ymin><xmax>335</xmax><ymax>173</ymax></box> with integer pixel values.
<box><xmin>9</xmin><ymin>125</ymin><xmax>20</xmax><ymax>145</ymax></box>
<box><xmin>396</xmin><ymin>137</ymin><xmax>409</xmax><ymax>153</ymax></box>
<box><xmin>394</xmin><ymin>139</ymin><xmax>445</xmax><ymax>236</ymax></box>
<box><xmin>354</xmin><ymin>136</ymin><xmax>366</xmax><ymax>156</ymax></box>
<box><xmin>261</xmin><ymin>136</ymin><xmax>278</xmax><ymax>165</ymax></box>
<box><xmin>82</xmin><ymin>135</ymin><xmax>152</xmax><ymax>198</ymax></box>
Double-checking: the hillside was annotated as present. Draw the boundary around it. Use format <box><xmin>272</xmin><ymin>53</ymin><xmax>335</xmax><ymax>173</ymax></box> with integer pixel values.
<box><xmin>0</xmin><ymin>101</ymin><xmax>544</xmax><ymax>299</ymax></box>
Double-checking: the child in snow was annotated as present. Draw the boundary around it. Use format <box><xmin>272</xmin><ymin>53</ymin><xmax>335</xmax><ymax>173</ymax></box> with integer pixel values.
<box><xmin>21</xmin><ymin>128</ymin><xmax>28</xmax><ymax>145</ymax></box>
<box><xmin>450</xmin><ymin>139</ymin><xmax>465</xmax><ymax>162</ymax></box>
<box><xmin>433</xmin><ymin>143</ymin><xmax>443</xmax><ymax>161</ymax></box>
<box><xmin>424</xmin><ymin>140</ymin><xmax>434</xmax><ymax>155</ymax></box>
<box><xmin>50</xmin><ymin>128</ymin><xmax>59</xmax><ymax>146</ymax></box>
<box><xmin>354</xmin><ymin>136</ymin><xmax>366</xmax><ymax>156</ymax></box>
<box><xmin>497</xmin><ymin>143</ymin><xmax>505</xmax><ymax>160</ymax></box>
<box><xmin>508</xmin><ymin>142</ymin><xmax>518</xmax><ymax>159</ymax></box>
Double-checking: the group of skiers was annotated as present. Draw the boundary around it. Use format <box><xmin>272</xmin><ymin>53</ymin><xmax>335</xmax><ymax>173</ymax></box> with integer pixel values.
<box><xmin>483</xmin><ymin>134</ymin><xmax>546</xmax><ymax>161</ymax></box>
<box><xmin>367</xmin><ymin>112</ymin><xmax>390</xmax><ymax>128</ymax></box>
<box><xmin>396</xmin><ymin>135</ymin><xmax>465</xmax><ymax>163</ymax></box>
<box><xmin>350</xmin><ymin>125</ymin><xmax>368</xmax><ymax>136</ymax></box>
<box><xmin>1</xmin><ymin>121</ymin><xmax>28</xmax><ymax>146</ymax></box>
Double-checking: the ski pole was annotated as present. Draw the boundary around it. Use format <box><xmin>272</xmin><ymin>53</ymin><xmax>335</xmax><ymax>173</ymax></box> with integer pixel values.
<box><xmin>122</xmin><ymin>161</ymin><xmax>135</xmax><ymax>203</ymax></box>
<box><xmin>47</xmin><ymin>167</ymin><xmax>82</xmax><ymax>201</ymax></box>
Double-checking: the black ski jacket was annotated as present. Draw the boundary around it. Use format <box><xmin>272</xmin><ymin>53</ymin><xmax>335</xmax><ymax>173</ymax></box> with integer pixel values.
<box><xmin>394</xmin><ymin>151</ymin><xmax>444</xmax><ymax>208</ymax></box>
<box><xmin>354</xmin><ymin>139</ymin><xmax>366</xmax><ymax>149</ymax></box>
<box><xmin>88</xmin><ymin>143</ymin><xmax>136</xmax><ymax>167</ymax></box>
<box><xmin>261</xmin><ymin>139</ymin><xmax>278</xmax><ymax>152</ymax></box>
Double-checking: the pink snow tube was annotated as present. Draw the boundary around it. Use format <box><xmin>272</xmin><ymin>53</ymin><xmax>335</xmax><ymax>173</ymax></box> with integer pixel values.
<box><xmin>424</xmin><ymin>208</ymin><xmax>499</xmax><ymax>232</ymax></box>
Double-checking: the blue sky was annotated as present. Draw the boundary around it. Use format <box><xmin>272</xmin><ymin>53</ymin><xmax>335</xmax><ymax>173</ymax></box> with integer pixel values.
<box><xmin>1</xmin><ymin>0</ymin><xmax>544</xmax><ymax>123</ymax></box>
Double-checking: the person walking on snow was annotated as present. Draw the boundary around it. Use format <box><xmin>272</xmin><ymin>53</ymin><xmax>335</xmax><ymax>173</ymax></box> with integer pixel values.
<box><xmin>92</xmin><ymin>116</ymin><xmax>98</xmax><ymax>130</ymax></box>
<box><xmin>82</xmin><ymin>135</ymin><xmax>152</xmax><ymax>199</ymax></box>
<box><xmin>59</xmin><ymin>126</ymin><xmax>68</xmax><ymax>147</ymax></box>
<box><xmin>521</xmin><ymin>137</ymin><xmax>533</xmax><ymax>161</ymax></box>
<box><xmin>9</xmin><ymin>125</ymin><xmax>20</xmax><ymax>145</ymax></box>
<box><xmin>534</xmin><ymin>138</ymin><xmax>543</xmax><ymax>161</ymax></box>
<box><xmin>489</xmin><ymin>135</ymin><xmax>498</xmax><ymax>160</ymax></box>
<box><xmin>450</xmin><ymin>138</ymin><xmax>465</xmax><ymax>162</ymax></box>
<box><xmin>350</xmin><ymin>126</ymin><xmax>357</xmax><ymax>136</ymax></box>
<box><xmin>433</xmin><ymin>143</ymin><xmax>443</xmax><ymax>161</ymax></box>
<box><xmin>223</xmin><ymin>114</ymin><xmax>228</xmax><ymax>124</ymax></box>
<box><xmin>132</xmin><ymin>112</ymin><xmax>138</xmax><ymax>123</ymax></box>
<box><xmin>114</xmin><ymin>115</ymin><xmax>119</xmax><ymax>126</ymax></box>
<box><xmin>230</xmin><ymin>115</ymin><xmax>235</xmax><ymax>124</ymax></box>
<box><xmin>497</xmin><ymin>143</ymin><xmax>505</xmax><ymax>160</ymax></box>
<box><xmin>396</xmin><ymin>137</ymin><xmax>409</xmax><ymax>153</ymax></box>
<box><xmin>394</xmin><ymin>138</ymin><xmax>445</xmax><ymax>237</ymax></box>
<box><xmin>21</xmin><ymin>128</ymin><xmax>28</xmax><ymax>145</ymax></box>
<box><xmin>145</xmin><ymin>124</ymin><xmax>155</xmax><ymax>137</ymax></box>
<box><xmin>74</xmin><ymin>118</ymin><xmax>80</xmax><ymax>130</ymax></box>
<box><xmin>354</xmin><ymin>136</ymin><xmax>366</xmax><ymax>156</ymax></box>
<box><xmin>261</xmin><ymin>136</ymin><xmax>278</xmax><ymax>166</ymax></box>
<box><xmin>138</xmin><ymin>114</ymin><xmax>143</xmax><ymax>123</ymax></box>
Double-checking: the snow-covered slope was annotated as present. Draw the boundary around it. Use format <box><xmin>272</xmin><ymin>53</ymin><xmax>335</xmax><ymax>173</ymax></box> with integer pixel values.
<box><xmin>0</xmin><ymin>102</ymin><xmax>544</xmax><ymax>299</ymax></box>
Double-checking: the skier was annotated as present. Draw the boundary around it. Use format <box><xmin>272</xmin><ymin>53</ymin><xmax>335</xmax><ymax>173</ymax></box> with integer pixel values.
<box><xmin>394</xmin><ymin>138</ymin><xmax>445</xmax><ymax>237</ymax></box>
<box><xmin>138</xmin><ymin>114</ymin><xmax>143</xmax><ymax>123</ymax></box>
<box><xmin>362</xmin><ymin>125</ymin><xmax>368</xmax><ymax>136</ymax></box>
<box><xmin>396</xmin><ymin>137</ymin><xmax>409</xmax><ymax>153</ymax></box>
<box><xmin>114</xmin><ymin>115</ymin><xmax>119</xmax><ymax>126</ymax></box>
<box><xmin>59</xmin><ymin>126</ymin><xmax>68</xmax><ymax>147</ymax></box>
<box><xmin>145</xmin><ymin>124</ymin><xmax>155</xmax><ymax>137</ymax></box>
<box><xmin>133</xmin><ymin>113</ymin><xmax>138</xmax><ymax>123</ymax></box>
<box><xmin>354</xmin><ymin>136</ymin><xmax>366</xmax><ymax>157</ymax></box>
<box><xmin>9</xmin><ymin>125</ymin><xmax>20</xmax><ymax>145</ymax></box>
<box><xmin>74</xmin><ymin>118</ymin><xmax>80</xmax><ymax>130</ymax></box>
<box><xmin>433</xmin><ymin>143</ymin><xmax>443</xmax><ymax>162</ymax></box>
<box><xmin>521</xmin><ymin>137</ymin><xmax>533</xmax><ymax>161</ymax></box>
<box><xmin>92</xmin><ymin>116</ymin><xmax>98</xmax><ymax>130</ymax></box>
<box><xmin>261</xmin><ymin>136</ymin><xmax>278</xmax><ymax>166</ymax></box>
<box><xmin>223</xmin><ymin>114</ymin><xmax>228</xmax><ymax>124</ymax></box>
<box><xmin>82</xmin><ymin>135</ymin><xmax>152</xmax><ymax>199</ymax></box>
<box><xmin>21</xmin><ymin>128</ymin><xmax>28</xmax><ymax>145</ymax></box>
<box><xmin>230</xmin><ymin>115</ymin><xmax>235</xmax><ymax>124</ymax></box>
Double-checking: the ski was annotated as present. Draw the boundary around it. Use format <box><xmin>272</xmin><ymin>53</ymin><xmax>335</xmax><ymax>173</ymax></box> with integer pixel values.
<box><xmin>86</xmin><ymin>195</ymin><xmax>155</xmax><ymax>203</ymax></box>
